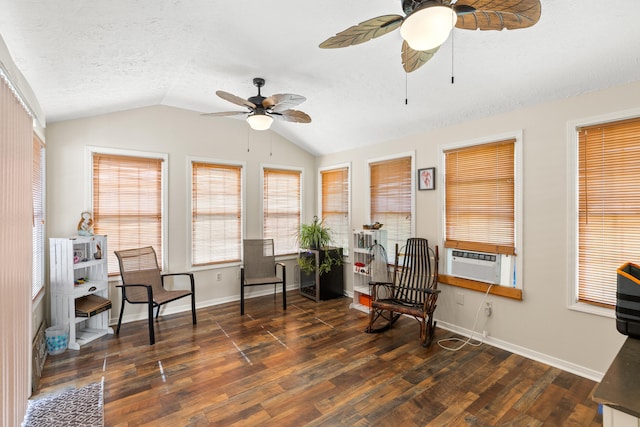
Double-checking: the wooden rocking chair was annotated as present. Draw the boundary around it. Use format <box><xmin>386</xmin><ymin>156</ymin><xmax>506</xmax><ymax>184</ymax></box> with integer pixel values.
<box><xmin>366</xmin><ymin>238</ymin><xmax>440</xmax><ymax>347</ymax></box>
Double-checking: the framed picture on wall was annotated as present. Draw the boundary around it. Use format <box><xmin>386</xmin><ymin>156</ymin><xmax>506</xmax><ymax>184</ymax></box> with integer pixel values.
<box><xmin>418</xmin><ymin>167</ymin><xmax>435</xmax><ymax>191</ymax></box>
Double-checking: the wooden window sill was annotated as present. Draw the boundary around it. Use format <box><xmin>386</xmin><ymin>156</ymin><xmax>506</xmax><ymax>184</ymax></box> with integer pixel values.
<box><xmin>438</xmin><ymin>274</ymin><xmax>523</xmax><ymax>301</ymax></box>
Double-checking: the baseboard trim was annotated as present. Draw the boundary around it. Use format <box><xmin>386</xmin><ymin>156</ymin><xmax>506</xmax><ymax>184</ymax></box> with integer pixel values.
<box><xmin>111</xmin><ymin>283</ymin><xmax>298</xmax><ymax>326</ymax></box>
<box><xmin>435</xmin><ymin>319</ymin><xmax>604</xmax><ymax>382</ymax></box>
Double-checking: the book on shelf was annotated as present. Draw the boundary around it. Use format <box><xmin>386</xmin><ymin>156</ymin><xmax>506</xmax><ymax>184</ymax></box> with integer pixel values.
<box><xmin>75</xmin><ymin>294</ymin><xmax>112</xmax><ymax>318</ymax></box>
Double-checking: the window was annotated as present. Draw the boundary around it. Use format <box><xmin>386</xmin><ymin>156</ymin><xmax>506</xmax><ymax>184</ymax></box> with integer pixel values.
<box><xmin>191</xmin><ymin>160</ymin><xmax>242</xmax><ymax>266</ymax></box>
<box><xmin>575</xmin><ymin>116</ymin><xmax>640</xmax><ymax>309</ymax></box>
<box><xmin>369</xmin><ymin>155</ymin><xmax>413</xmax><ymax>254</ymax></box>
<box><xmin>32</xmin><ymin>134</ymin><xmax>45</xmax><ymax>299</ymax></box>
<box><xmin>91</xmin><ymin>150</ymin><xmax>166</xmax><ymax>274</ymax></box>
<box><xmin>444</xmin><ymin>140</ymin><xmax>516</xmax><ymax>255</ymax></box>
<box><xmin>320</xmin><ymin>165</ymin><xmax>350</xmax><ymax>254</ymax></box>
<box><xmin>441</xmin><ymin>135</ymin><xmax>523</xmax><ymax>295</ymax></box>
<box><xmin>263</xmin><ymin>167</ymin><xmax>301</xmax><ymax>256</ymax></box>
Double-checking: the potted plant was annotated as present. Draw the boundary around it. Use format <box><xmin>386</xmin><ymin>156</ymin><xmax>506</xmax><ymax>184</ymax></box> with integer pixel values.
<box><xmin>296</xmin><ymin>216</ymin><xmax>342</xmax><ymax>276</ymax></box>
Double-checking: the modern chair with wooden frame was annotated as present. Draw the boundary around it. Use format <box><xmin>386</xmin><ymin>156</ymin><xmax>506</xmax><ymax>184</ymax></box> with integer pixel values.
<box><xmin>366</xmin><ymin>238</ymin><xmax>440</xmax><ymax>347</ymax></box>
<box><xmin>240</xmin><ymin>239</ymin><xmax>286</xmax><ymax>315</ymax></box>
<box><xmin>114</xmin><ymin>246</ymin><xmax>196</xmax><ymax>345</ymax></box>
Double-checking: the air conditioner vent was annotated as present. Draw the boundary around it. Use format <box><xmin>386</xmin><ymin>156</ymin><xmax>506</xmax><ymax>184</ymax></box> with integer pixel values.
<box><xmin>449</xmin><ymin>250</ymin><xmax>501</xmax><ymax>284</ymax></box>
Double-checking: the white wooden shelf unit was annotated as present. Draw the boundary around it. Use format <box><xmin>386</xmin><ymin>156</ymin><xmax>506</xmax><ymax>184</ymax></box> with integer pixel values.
<box><xmin>50</xmin><ymin>235</ymin><xmax>113</xmax><ymax>350</ymax></box>
<box><xmin>350</xmin><ymin>229</ymin><xmax>387</xmax><ymax>313</ymax></box>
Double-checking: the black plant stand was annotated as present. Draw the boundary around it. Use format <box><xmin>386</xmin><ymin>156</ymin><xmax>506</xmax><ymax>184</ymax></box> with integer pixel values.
<box><xmin>298</xmin><ymin>247</ymin><xmax>344</xmax><ymax>301</ymax></box>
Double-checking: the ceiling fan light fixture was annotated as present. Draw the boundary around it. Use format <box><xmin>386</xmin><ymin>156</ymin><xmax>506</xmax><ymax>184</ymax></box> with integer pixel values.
<box><xmin>247</xmin><ymin>111</ymin><xmax>273</xmax><ymax>130</ymax></box>
<box><xmin>400</xmin><ymin>3</ymin><xmax>457</xmax><ymax>51</ymax></box>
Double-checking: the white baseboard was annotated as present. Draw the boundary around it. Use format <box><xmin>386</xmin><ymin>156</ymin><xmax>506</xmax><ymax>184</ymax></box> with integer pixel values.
<box><xmin>435</xmin><ymin>319</ymin><xmax>604</xmax><ymax>382</ymax></box>
<box><xmin>108</xmin><ymin>290</ymin><xmax>603</xmax><ymax>382</ymax></box>
<box><xmin>110</xmin><ymin>283</ymin><xmax>298</xmax><ymax>326</ymax></box>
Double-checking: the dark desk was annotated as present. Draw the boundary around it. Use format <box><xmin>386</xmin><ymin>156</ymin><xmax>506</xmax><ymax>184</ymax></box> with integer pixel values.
<box><xmin>592</xmin><ymin>337</ymin><xmax>640</xmax><ymax>419</ymax></box>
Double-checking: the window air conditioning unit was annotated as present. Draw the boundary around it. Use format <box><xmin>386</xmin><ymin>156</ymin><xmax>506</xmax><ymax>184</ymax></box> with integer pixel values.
<box><xmin>448</xmin><ymin>249</ymin><xmax>502</xmax><ymax>285</ymax></box>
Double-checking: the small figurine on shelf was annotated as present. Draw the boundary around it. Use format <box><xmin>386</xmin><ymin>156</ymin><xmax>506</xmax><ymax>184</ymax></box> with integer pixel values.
<box><xmin>77</xmin><ymin>211</ymin><xmax>94</xmax><ymax>236</ymax></box>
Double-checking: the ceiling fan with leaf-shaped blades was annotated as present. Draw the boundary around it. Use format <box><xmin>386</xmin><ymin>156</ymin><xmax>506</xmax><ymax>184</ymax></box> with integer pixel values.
<box><xmin>319</xmin><ymin>0</ymin><xmax>541</xmax><ymax>73</ymax></box>
<box><xmin>202</xmin><ymin>78</ymin><xmax>311</xmax><ymax>131</ymax></box>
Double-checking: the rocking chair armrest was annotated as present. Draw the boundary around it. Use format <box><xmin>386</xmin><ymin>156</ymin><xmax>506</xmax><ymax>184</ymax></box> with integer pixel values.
<box><xmin>161</xmin><ymin>272</ymin><xmax>196</xmax><ymax>293</ymax></box>
<box><xmin>419</xmin><ymin>288</ymin><xmax>441</xmax><ymax>295</ymax></box>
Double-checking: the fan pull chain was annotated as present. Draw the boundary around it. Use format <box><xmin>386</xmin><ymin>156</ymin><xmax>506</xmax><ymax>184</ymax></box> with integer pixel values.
<box><xmin>451</xmin><ymin>27</ymin><xmax>455</xmax><ymax>85</ymax></box>
<box><xmin>405</xmin><ymin>72</ymin><xmax>408</xmax><ymax>105</ymax></box>
<box><xmin>247</xmin><ymin>126</ymin><xmax>250</xmax><ymax>152</ymax></box>
<box><xmin>270</xmin><ymin>133</ymin><xmax>273</xmax><ymax>157</ymax></box>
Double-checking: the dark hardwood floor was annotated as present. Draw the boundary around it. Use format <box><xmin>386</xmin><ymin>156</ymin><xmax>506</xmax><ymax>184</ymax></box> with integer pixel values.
<box><xmin>37</xmin><ymin>291</ymin><xmax>603</xmax><ymax>426</ymax></box>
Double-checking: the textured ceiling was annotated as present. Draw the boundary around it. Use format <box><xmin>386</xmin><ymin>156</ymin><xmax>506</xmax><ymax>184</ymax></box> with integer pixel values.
<box><xmin>1</xmin><ymin>1</ymin><xmax>639</xmax><ymax>155</ymax></box>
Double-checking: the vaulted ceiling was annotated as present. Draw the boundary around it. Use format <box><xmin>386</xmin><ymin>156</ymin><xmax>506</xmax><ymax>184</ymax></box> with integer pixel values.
<box><xmin>1</xmin><ymin>1</ymin><xmax>639</xmax><ymax>155</ymax></box>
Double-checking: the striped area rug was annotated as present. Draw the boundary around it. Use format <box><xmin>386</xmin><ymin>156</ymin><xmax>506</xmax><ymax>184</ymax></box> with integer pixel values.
<box><xmin>23</xmin><ymin>381</ymin><xmax>103</xmax><ymax>427</ymax></box>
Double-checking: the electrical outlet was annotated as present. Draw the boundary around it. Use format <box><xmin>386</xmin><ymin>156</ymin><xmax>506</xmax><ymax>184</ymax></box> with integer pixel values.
<box><xmin>456</xmin><ymin>292</ymin><xmax>464</xmax><ymax>305</ymax></box>
<box><xmin>216</xmin><ymin>272</ymin><xmax>222</xmax><ymax>281</ymax></box>
<box><xmin>483</xmin><ymin>330</ymin><xmax>488</xmax><ymax>338</ymax></box>
<box><xmin>485</xmin><ymin>301</ymin><xmax>492</xmax><ymax>316</ymax></box>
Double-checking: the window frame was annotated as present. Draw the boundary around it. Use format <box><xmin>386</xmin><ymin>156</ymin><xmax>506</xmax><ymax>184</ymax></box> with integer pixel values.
<box><xmin>439</xmin><ymin>131</ymin><xmax>524</xmax><ymax>294</ymax></box>
<box><xmin>261</xmin><ymin>164</ymin><xmax>303</xmax><ymax>257</ymax></box>
<box><xmin>567</xmin><ymin>108</ymin><xmax>640</xmax><ymax>318</ymax></box>
<box><xmin>85</xmin><ymin>146</ymin><xmax>169</xmax><ymax>272</ymax></box>
<box><xmin>32</xmin><ymin>133</ymin><xmax>45</xmax><ymax>301</ymax></box>
<box><xmin>188</xmin><ymin>156</ymin><xmax>245</xmax><ymax>269</ymax></box>
<box><xmin>318</xmin><ymin>163</ymin><xmax>351</xmax><ymax>257</ymax></box>
<box><xmin>366</xmin><ymin>152</ymin><xmax>416</xmax><ymax>254</ymax></box>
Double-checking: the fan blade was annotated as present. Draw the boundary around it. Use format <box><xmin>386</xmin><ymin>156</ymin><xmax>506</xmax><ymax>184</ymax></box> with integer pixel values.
<box><xmin>401</xmin><ymin>41</ymin><xmax>440</xmax><ymax>73</ymax></box>
<box><xmin>455</xmin><ymin>0</ymin><xmax>541</xmax><ymax>30</ymax></box>
<box><xmin>201</xmin><ymin>111</ymin><xmax>248</xmax><ymax>117</ymax></box>
<box><xmin>453</xmin><ymin>4</ymin><xmax>476</xmax><ymax>15</ymax></box>
<box><xmin>319</xmin><ymin>15</ymin><xmax>404</xmax><ymax>49</ymax></box>
<box><xmin>263</xmin><ymin>93</ymin><xmax>307</xmax><ymax>112</ymax></box>
<box><xmin>216</xmin><ymin>90</ymin><xmax>256</xmax><ymax>109</ymax></box>
<box><xmin>271</xmin><ymin>109</ymin><xmax>312</xmax><ymax>124</ymax></box>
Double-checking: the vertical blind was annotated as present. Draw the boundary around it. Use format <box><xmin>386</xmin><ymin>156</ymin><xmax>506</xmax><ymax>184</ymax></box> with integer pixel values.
<box><xmin>93</xmin><ymin>153</ymin><xmax>164</xmax><ymax>274</ymax></box>
<box><xmin>370</xmin><ymin>156</ymin><xmax>412</xmax><ymax>253</ymax></box>
<box><xmin>0</xmin><ymin>72</ymin><xmax>33</xmax><ymax>425</ymax></box>
<box><xmin>444</xmin><ymin>140</ymin><xmax>515</xmax><ymax>255</ymax></box>
<box><xmin>321</xmin><ymin>167</ymin><xmax>349</xmax><ymax>252</ymax></box>
<box><xmin>263</xmin><ymin>168</ymin><xmax>301</xmax><ymax>255</ymax></box>
<box><xmin>578</xmin><ymin>117</ymin><xmax>640</xmax><ymax>307</ymax></box>
<box><xmin>191</xmin><ymin>162</ymin><xmax>242</xmax><ymax>265</ymax></box>
<box><xmin>32</xmin><ymin>135</ymin><xmax>45</xmax><ymax>299</ymax></box>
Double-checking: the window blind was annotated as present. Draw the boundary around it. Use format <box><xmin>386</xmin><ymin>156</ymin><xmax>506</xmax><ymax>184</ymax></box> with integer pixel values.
<box><xmin>93</xmin><ymin>153</ymin><xmax>164</xmax><ymax>274</ymax></box>
<box><xmin>321</xmin><ymin>167</ymin><xmax>349</xmax><ymax>252</ymax></box>
<box><xmin>263</xmin><ymin>168</ymin><xmax>301</xmax><ymax>256</ymax></box>
<box><xmin>192</xmin><ymin>162</ymin><xmax>242</xmax><ymax>266</ymax></box>
<box><xmin>370</xmin><ymin>156</ymin><xmax>412</xmax><ymax>253</ymax></box>
<box><xmin>32</xmin><ymin>134</ymin><xmax>45</xmax><ymax>299</ymax></box>
<box><xmin>444</xmin><ymin>140</ymin><xmax>515</xmax><ymax>255</ymax></box>
<box><xmin>578</xmin><ymin>117</ymin><xmax>640</xmax><ymax>307</ymax></box>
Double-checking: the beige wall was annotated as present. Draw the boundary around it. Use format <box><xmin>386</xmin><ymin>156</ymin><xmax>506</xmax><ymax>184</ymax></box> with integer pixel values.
<box><xmin>45</xmin><ymin>105</ymin><xmax>316</xmax><ymax>324</ymax></box>
<box><xmin>45</xmin><ymin>81</ymin><xmax>640</xmax><ymax>379</ymax></box>
<box><xmin>319</xmin><ymin>80</ymin><xmax>640</xmax><ymax>377</ymax></box>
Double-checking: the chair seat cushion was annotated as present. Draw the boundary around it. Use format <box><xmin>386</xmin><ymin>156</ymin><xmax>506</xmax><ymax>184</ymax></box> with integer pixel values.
<box><xmin>244</xmin><ymin>276</ymin><xmax>283</xmax><ymax>286</ymax></box>
<box><xmin>126</xmin><ymin>288</ymin><xmax>192</xmax><ymax>305</ymax></box>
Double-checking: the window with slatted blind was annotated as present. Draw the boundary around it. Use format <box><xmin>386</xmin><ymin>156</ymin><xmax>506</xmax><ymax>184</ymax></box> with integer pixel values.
<box><xmin>91</xmin><ymin>150</ymin><xmax>166</xmax><ymax>275</ymax></box>
<box><xmin>263</xmin><ymin>167</ymin><xmax>301</xmax><ymax>256</ymax></box>
<box><xmin>444</xmin><ymin>139</ymin><xmax>516</xmax><ymax>255</ymax></box>
<box><xmin>369</xmin><ymin>155</ymin><xmax>413</xmax><ymax>254</ymax></box>
<box><xmin>32</xmin><ymin>134</ymin><xmax>45</xmax><ymax>300</ymax></box>
<box><xmin>576</xmin><ymin>116</ymin><xmax>640</xmax><ymax>308</ymax></box>
<box><xmin>320</xmin><ymin>165</ymin><xmax>350</xmax><ymax>255</ymax></box>
<box><xmin>191</xmin><ymin>161</ymin><xmax>242</xmax><ymax>266</ymax></box>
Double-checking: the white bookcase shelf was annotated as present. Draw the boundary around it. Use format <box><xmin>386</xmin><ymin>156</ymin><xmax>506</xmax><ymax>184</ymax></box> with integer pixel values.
<box><xmin>50</xmin><ymin>235</ymin><xmax>113</xmax><ymax>350</ymax></box>
<box><xmin>350</xmin><ymin>229</ymin><xmax>387</xmax><ymax>313</ymax></box>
